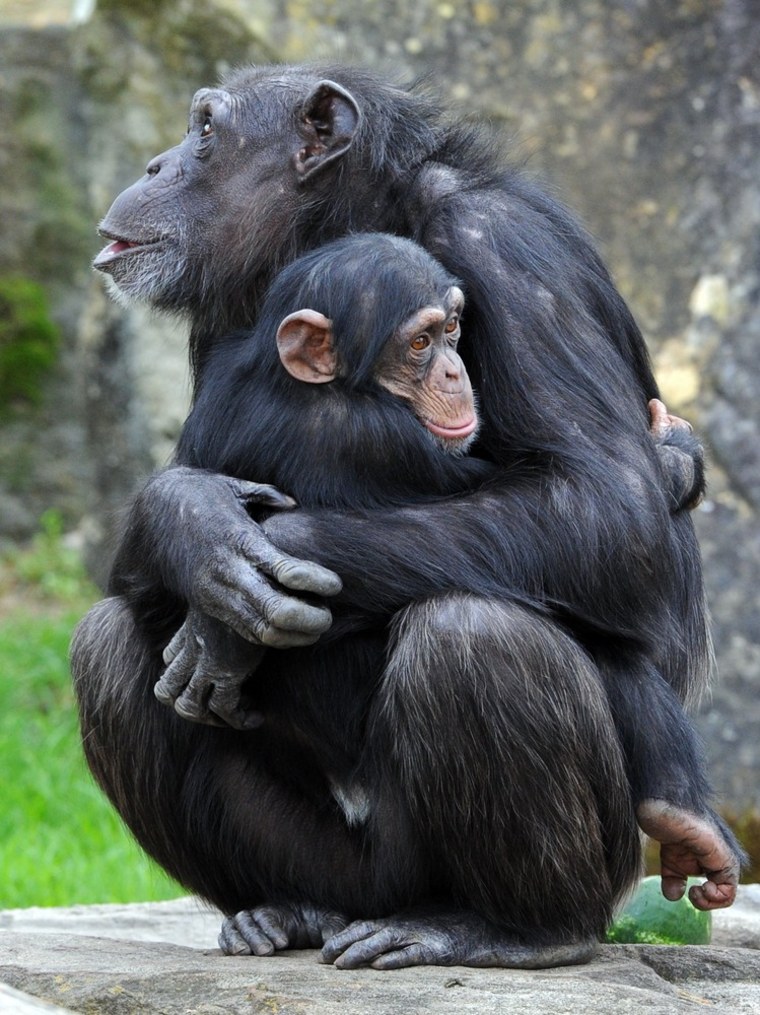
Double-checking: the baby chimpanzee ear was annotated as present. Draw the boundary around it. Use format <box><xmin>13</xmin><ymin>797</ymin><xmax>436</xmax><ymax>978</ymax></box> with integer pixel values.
<box><xmin>276</xmin><ymin>309</ymin><xmax>338</xmax><ymax>383</ymax></box>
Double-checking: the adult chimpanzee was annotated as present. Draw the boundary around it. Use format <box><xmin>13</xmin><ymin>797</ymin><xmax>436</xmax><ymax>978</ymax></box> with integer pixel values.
<box><xmin>71</xmin><ymin>64</ymin><xmax>741</xmax><ymax>970</ymax></box>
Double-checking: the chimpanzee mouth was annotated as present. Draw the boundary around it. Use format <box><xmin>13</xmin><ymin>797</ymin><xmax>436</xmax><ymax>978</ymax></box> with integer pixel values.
<box><xmin>424</xmin><ymin>417</ymin><xmax>478</xmax><ymax>440</ymax></box>
<box><xmin>93</xmin><ymin>232</ymin><xmax>162</xmax><ymax>269</ymax></box>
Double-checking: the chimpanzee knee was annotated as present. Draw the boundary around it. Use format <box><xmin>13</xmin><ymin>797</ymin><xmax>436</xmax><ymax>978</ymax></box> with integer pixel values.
<box><xmin>370</xmin><ymin>594</ymin><xmax>640</xmax><ymax>939</ymax></box>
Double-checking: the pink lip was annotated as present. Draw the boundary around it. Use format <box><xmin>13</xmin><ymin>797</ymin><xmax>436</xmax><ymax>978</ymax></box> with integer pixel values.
<box><xmin>93</xmin><ymin>235</ymin><xmax>157</xmax><ymax>268</ymax></box>
<box><xmin>424</xmin><ymin>417</ymin><xmax>477</xmax><ymax>439</ymax></box>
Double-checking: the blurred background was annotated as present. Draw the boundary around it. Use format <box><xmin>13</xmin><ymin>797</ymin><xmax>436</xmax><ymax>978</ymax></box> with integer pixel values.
<box><xmin>0</xmin><ymin>0</ymin><xmax>758</xmax><ymax>905</ymax></box>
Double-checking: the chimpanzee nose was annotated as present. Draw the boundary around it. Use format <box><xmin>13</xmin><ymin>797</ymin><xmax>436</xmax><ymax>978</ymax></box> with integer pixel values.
<box><xmin>144</xmin><ymin>146</ymin><xmax>183</xmax><ymax>184</ymax></box>
<box><xmin>437</xmin><ymin>352</ymin><xmax>465</xmax><ymax>393</ymax></box>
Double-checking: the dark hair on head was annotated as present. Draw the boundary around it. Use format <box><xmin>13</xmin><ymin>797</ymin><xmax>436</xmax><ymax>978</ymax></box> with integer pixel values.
<box><xmin>257</xmin><ymin>233</ymin><xmax>459</xmax><ymax>386</ymax></box>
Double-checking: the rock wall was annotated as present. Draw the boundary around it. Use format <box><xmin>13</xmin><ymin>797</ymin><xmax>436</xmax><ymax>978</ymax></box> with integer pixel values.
<box><xmin>1</xmin><ymin>0</ymin><xmax>759</xmax><ymax>815</ymax></box>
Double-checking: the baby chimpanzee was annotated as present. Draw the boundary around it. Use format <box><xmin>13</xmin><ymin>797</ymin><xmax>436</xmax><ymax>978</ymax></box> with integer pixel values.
<box><xmin>155</xmin><ymin>233</ymin><xmax>494</xmax><ymax>725</ymax></box>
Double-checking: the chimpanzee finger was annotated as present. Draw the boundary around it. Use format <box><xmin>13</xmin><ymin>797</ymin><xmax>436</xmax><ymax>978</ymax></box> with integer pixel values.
<box><xmin>211</xmin><ymin>610</ymin><xmax>330</xmax><ymax>649</ymax></box>
<box><xmin>689</xmin><ymin>878</ymin><xmax>737</xmax><ymax>910</ymax></box>
<box><xmin>371</xmin><ymin>944</ymin><xmax>431</xmax><ymax>969</ymax></box>
<box><xmin>660</xmin><ymin>872</ymin><xmax>688</xmax><ymax>901</ymax></box>
<box><xmin>154</xmin><ymin>642</ymin><xmax>196</xmax><ymax>706</ymax></box>
<box><xmin>212</xmin><ymin>581</ymin><xmax>335</xmax><ymax>647</ymax></box>
<box><xmin>219</xmin><ymin>911</ymin><xmax>277</xmax><ymax>956</ymax></box>
<box><xmin>173</xmin><ymin>666</ymin><xmax>226</xmax><ymax>727</ymax></box>
<box><xmin>321</xmin><ymin>920</ymin><xmax>377</xmax><ymax>965</ymax></box>
<box><xmin>252</xmin><ymin>614</ymin><xmax>331</xmax><ymax>649</ymax></box>
<box><xmin>268</xmin><ymin>555</ymin><xmax>343</xmax><ymax>597</ymax></box>
<box><xmin>255</xmin><ymin>585</ymin><xmax>335</xmax><ymax>634</ymax></box>
<box><xmin>207</xmin><ymin>683</ymin><xmax>264</xmax><ymax>731</ymax></box>
<box><xmin>219</xmin><ymin>916</ymin><xmax>253</xmax><ymax>955</ymax></box>
<box><xmin>331</xmin><ymin>927</ymin><xmax>403</xmax><ymax>969</ymax></box>
<box><xmin>162</xmin><ymin>624</ymin><xmax>187</xmax><ymax>667</ymax></box>
<box><xmin>241</xmin><ymin>535</ymin><xmax>343</xmax><ymax>598</ymax></box>
<box><xmin>247</xmin><ymin>906</ymin><xmax>296</xmax><ymax>949</ymax></box>
<box><xmin>231</xmin><ymin>478</ymin><xmax>297</xmax><ymax>512</ymax></box>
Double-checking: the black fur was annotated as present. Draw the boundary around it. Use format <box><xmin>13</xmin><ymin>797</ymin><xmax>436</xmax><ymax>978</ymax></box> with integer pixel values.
<box><xmin>72</xmin><ymin>65</ymin><xmax>739</xmax><ymax>968</ymax></box>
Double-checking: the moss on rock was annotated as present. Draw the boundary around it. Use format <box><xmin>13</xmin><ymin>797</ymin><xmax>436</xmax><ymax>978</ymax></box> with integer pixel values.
<box><xmin>0</xmin><ymin>278</ymin><xmax>59</xmax><ymax>413</ymax></box>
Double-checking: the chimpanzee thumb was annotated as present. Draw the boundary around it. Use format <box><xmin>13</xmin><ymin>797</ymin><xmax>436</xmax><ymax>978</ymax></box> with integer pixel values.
<box><xmin>229</xmin><ymin>478</ymin><xmax>297</xmax><ymax>511</ymax></box>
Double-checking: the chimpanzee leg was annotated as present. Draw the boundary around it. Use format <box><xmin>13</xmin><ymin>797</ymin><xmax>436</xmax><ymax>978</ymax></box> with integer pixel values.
<box><xmin>324</xmin><ymin>594</ymin><xmax>641</xmax><ymax>970</ymax></box>
<box><xmin>71</xmin><ymin>597</ymin><xmax>386</xmax><ymax>944</ymax></box>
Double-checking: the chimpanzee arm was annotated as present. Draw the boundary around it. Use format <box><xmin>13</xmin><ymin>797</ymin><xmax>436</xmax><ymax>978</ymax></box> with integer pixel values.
<box><xmin>109</xmin><ymin>467</ymin><xmax>342</xmax><ymax>649</ymax></box>
<box><xmin>121</xmin><ymin>417</ymin><xmax>698</xmax><ymax>656</ymax></box>
<box><xmin>258</xmin><ymin>465</ymin><xmax>671</xmax><ymax>638</ymax></box>
<box><xmin>146</xmin><ymin>414</ymin><xmax>693</xmax><ymax>729</ymax></box>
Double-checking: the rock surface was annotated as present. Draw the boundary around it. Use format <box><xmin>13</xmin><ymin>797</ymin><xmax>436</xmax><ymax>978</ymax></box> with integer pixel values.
<box><xmin>2</xmin><ymin>893</ymin><xmax>760</xmax><ymax>1014</ymax></box>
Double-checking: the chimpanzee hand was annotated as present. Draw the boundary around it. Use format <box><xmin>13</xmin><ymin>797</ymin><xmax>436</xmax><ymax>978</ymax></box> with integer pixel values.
<box><xmin>154</xmin><ymin>608</ymin><xmax>265</xmax><ymax>729</ymax></box>
<box><xmin>139</xmin><ymin>467</ymin><xmax>343</xmax><ymax>646</ymax></box>
<box><xmin>648</xmin><ymin>399</ymin><xmax>705</xmax><ymax>511</ymax></box>
<box><xmin>637</xmin><ymin>799</ymin><xmax>743</xmax><ymax>910</ymax></box>
<box><xmin>648</xmin><ymin>398</ymin><xmax>693</xmax><ymax>440</ymax></box>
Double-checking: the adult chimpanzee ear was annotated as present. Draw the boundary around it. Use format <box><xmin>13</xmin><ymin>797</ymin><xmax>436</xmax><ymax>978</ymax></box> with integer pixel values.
<box><xmin>295</xmin><ymin>81</ymin><xmax>361</xmax><ymax>181</ymax></box>
<box><xmin>276</xmin><ymin>309</ymin><xmax>338</xmax><ymax>383</ymax></box>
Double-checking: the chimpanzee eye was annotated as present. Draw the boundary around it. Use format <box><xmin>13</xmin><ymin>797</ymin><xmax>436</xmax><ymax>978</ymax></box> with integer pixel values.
<box><xmin>201</xmin><ymin>118</ymin><xmax>213</xmax><ymax>138</ymax></box>
<box><xmin>410</xmin><ymin>334</ymin><xmax>430</xmax><ymax>351</ymax></box>
<box><xmin>444</xmin><ymin>315</ymin><xmax>459</xmax><ymax>334</ymax></box>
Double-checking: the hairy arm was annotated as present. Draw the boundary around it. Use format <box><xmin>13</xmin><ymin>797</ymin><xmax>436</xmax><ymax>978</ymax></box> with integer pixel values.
<box><xmin>260</xmin><ymin>456</ymin><xmax>674</xmax><ymax>643</ymax></box>
<box><xmin>256</xmin><ymin>404</ymin><xmax>705</xmax><ymax>632</ymax></box>
<box><xmin>113</xmin><ymin>414</ymin><xmax>698</xmax><ymax>656</ymax></box>
<box><xmin>109</xmin><ymin>467</ymin><xmax>342</xmax><ymax>649</ymax></box>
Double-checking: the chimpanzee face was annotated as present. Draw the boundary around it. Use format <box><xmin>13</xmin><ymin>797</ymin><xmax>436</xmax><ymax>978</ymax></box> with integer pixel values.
<box><xmin>93</xmin><ymin>73</ymin><xmax>361</xmax><ymax>313</ymax></box>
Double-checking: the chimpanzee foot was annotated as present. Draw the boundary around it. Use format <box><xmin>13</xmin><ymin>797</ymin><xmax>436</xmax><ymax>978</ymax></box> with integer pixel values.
<box><xmin>219</xmin><ymin>902</ymin><xmax>348</xmax><ymax>956</ymax></box>
<box><xmin>321</xmin><ymin>908</ymin><xmax>597</xmax><ymax>970</ymax></box>
<box><xmin>636</xmin><ymin>799</ymin><xmax>741</xmax><ymax>910</ymax></box>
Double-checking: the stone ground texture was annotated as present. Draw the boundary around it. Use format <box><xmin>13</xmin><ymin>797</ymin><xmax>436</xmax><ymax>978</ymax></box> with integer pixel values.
<box><xmin>2</xmin><ymin>891</ymin><xmax>760</xmax><ymax>1014</ymax></box>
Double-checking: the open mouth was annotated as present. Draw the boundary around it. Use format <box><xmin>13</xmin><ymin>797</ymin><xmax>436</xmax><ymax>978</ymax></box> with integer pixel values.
<box><xmin>424</xmin><ymin>417</ymin><xmax>478</xmax><ymax>440</ymax></box>
<box><xmin>93</xmin><ymin>232</ymin><xmax>160</xmax><ymax>268</ymax></box>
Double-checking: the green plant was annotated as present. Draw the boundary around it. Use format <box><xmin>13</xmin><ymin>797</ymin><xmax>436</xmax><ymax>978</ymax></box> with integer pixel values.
<box><xmin>1</xmin><ymin>510</ymin><xmax>96</xmax><ymax>604</ymax></box>
<box><xmin>0</xmin><ymin>609</ymin><xmax>184</xmax><ymax>907</ymax></box>
<box><xmin>0</xmin><ymin>518</ymin><xmax>184</xmax><ymax>907</ymax></box>
<box><xmin>0</xmin><ymin>276</ymin><xmax>59</xmax><ymax>411</ymax></box>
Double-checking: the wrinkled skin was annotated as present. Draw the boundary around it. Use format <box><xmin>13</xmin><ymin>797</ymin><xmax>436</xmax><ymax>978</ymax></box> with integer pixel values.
<box><xmin>219</xmin><ymin>903</ymin><xmax>348</xmax><ymax>956</ymax></box>
<box><xmin>637</xmin><ymin>799</ymin><xmax>740</xmax><ymax>910</ymax></box>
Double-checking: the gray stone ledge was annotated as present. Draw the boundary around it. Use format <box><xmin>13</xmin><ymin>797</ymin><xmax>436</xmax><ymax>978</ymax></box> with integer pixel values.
<box><xmin>1</xmin><ymin>890</ymin><xmax>760</xmax><ymax>1014</ymax></box>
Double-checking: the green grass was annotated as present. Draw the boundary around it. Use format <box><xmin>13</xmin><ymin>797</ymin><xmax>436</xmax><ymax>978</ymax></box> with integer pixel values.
<box><xmin>0</xmin><ymin>514</ymin><xmax>184</xmax><ymax>908</ymax></box>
